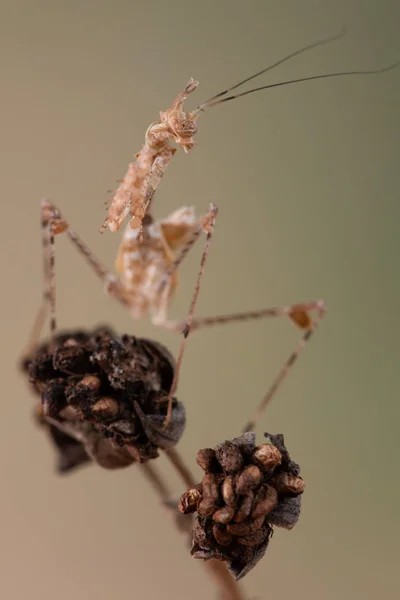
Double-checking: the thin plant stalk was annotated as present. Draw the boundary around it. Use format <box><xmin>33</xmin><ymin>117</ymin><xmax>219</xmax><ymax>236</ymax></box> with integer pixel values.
<box><xmin>141</xmin><ymin>457</ymin><xmax>245</xmax><ymax>600</ymax></box>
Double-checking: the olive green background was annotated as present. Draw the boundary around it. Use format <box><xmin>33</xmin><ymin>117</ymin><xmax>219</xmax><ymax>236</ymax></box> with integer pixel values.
<box><xmin>1</xmin><ymin>1</ymin><xmax>399</xmax><ymax>599</ymax></box>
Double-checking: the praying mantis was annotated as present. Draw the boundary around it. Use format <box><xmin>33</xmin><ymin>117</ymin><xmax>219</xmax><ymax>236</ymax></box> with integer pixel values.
<box><xmin>26</xmin><ymin>28</ymin><xmax>397</xmax><ymax>428</ymax></box>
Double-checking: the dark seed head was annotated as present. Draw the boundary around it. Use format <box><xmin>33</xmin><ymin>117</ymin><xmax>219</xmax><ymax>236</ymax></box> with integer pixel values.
<box><xmin>182</xmin><ymin>432</ymin><xmax>304</xmax><ymax>580</ymax></box>
<box><xmin>23</xmin><ymin>327</ymin><xmax>185</xmax><ymax>469</ymax></box>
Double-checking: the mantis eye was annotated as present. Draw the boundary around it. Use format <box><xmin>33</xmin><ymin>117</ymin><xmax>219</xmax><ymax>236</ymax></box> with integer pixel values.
<box><xmin>171</xmin><ymin>115</ymin><xmax>197</xmax><ymax>140</ymax></box>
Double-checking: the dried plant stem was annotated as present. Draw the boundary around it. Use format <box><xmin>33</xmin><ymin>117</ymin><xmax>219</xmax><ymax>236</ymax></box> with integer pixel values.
<box><xmin>143</xmin><ymin>460</ymin><xmax>245</xmax><ymax>600</ymax></box>
<box><xmin>163</xmin><ymin>449</ymin><xmax>245</xmax><ymax>600</ymax></box>
<box><xmin>203</xmin><ymin>559</ymin><xmax>246</xmax><ymax>600</ymax></box>
<box><xmin>165</xmin><ymin>447</ymin><xmax>197</xmax><ymax>487</ymax></box>
<box><xmin>140</xmin><ymin>462</ymin><xmax>172</xmax><ymax>500</ymax></box>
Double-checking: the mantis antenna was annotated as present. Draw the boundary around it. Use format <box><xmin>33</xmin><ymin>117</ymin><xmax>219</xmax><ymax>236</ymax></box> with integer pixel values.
<box><xmin>194</xmin><ymin>27</ymin><xmax>398</xmax><ymax>114</ymax></box>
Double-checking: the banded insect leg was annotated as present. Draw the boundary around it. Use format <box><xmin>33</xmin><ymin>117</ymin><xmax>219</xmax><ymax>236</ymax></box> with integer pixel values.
<box><xmin>162</xmin><ymin>203</ymin><xmax>219</xmax><ymax>429</ymax></box>
<box><xmin>164</xmin><ymin>298</ymin><xmax>326</xmax><ymax>423</ymax></box>
<box><xmin>24</xmin><ymin>200</ymin><xmax>130</xmax><ymax>355</ymax></box>
<box><xmin>152</xmin><ymin>204</ymin><xmax>219</xmax><ymax>330</ymax></box>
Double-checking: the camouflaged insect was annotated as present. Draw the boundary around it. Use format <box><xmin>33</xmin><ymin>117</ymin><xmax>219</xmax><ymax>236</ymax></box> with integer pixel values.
<box><xmin>23</xmin><ymin>326</ymin><xmax>185</xmax><ymax>471</ymax></box>
<box><xmin>178</xmin><ymin>432</ymin><xmax>304</xmax><ymax>580</ymax></box>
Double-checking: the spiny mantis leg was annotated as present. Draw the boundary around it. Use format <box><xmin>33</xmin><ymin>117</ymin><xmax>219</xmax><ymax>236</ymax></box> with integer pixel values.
<box><xmin>162</xmin><ymin>203</ymin><xmax>219</xmax><ymax>429</ymax></box>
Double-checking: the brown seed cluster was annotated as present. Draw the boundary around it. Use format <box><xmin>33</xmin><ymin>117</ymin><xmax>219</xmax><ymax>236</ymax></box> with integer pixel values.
<box><xmin>23</xmin><ymin>327</ymin><xmax>185</xmax><ymax>471</ymax></box>
<box><xmin>178</xmin><ymin>432</ymin><xmax>304</xmax><ymax>580</ymax></box>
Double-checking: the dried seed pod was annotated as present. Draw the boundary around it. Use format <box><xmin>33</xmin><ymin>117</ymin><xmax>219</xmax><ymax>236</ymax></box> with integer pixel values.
<box><xmin>77</xmin><ymin>375</ymin><xmax>102</xmax><ymax>391</ymax></box>
<box><xmin>235</xmin><ymin>465</ymin><xmax>262</xmax><ymax>495</ymax></box>
<box><xmin>197</xmin><ymin>498</ymin><xmax>217</xmax><ymax>516</ymax></box>
<box><xmin>233</xmin><ymin>491</ymin><xmax>254</xmax><ymax>523</ymax></box>
<box><xmin>213</xmin><ymin>524</ymin><xmax>233</xmax><ymax>546</ymax></box>
<box><xmin>213</xmin><ymin>506</ymin><xmax>235</xmax><ymax>524</ymax></box>
<box><xmin>91</xmin><ymin>397</ymin><xmax>119</xmax><ymax>417</ymax></box>
<box><xmin>237</xmin><ymin>524</ymin><xmax>272</xmax><ymax>547</ymax></box>
<box><xmin>179</xmin><ymin>486</ymin><xmax>202</xmax><ymax>514</ymax></box>
<box><xmin>215</xmin><ymin>441</ymin><xmax>244</xmax><ymax>473</ymax></box>
<box><xmin>196</xmin><ymin>448</ymin><xmax>218</xmax><ymax>472</ymax></box>
<box><xmin>274</xmin><ymin>472</ymin><xmax>305</xmax><ymax>495</ymax></box>
<box><xmin>22</xmin><ymin>327</ymin><xmax>185</xmax><ymax>470</ymax></box>
<box><xmin>252</xmin><ymin>485</ymin><xmax>278</xmax><ymax>519</ymax></box>
<box><xmin>52</xmin><ymin>344</ymin><xmax>93</xmax><ymax>374</ymax></box>
<box><xmin>182</xmin><ymin>432</ymin><xmax>303</xmax><ymax>580</ymax></box>
<box><xmin>42</xmin><ymin>379</ymin><xmax>67</xmax><ymax>418</ymax></box>
<box><xmin>201</xmin><ymin>473</ymin><xmax>220</xmax><ymax>502</ymax></box>
<box><xmin>222</xmin><ymin>475</ymin><xmax>236</xmax><ymax>507</ymax></box>
<box><xmin>252</xmin><ymin>443</ymin><xmax>282</xmax><ymax>469</ymax></box>
<box><xmin>264</xmin><ymin>433</ymin><xmax>301</xmax><ymax>476</ymax></box>
<box><xmin>227</xmin><ymin>516</ymin><xmax>265</xmax><ymax>537</ymax></box>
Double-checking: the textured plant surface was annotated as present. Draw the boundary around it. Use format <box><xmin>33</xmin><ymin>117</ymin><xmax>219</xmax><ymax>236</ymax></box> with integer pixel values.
<box><xmin>23</xmin><ymin>327</ymin><xmax>185</xmax><ymax>470</ymax></box>
<box><xmin>179</xmin><ymin>432</ymin><xmax>304</xmax><ymax>580</ymax></box>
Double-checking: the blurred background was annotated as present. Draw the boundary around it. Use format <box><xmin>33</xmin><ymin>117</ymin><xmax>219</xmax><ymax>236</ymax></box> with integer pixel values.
<box><xmin>1</xmin><ymin>1</ymin><xmax>399</xmax><ymax>599</ymax></box>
